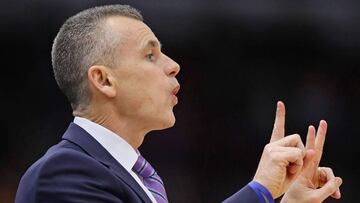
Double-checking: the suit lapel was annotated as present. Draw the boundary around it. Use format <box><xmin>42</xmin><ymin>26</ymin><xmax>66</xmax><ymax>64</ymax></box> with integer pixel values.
<box><xmin>62</xmin><ymin>123</ymin><xmax>152</xmax><ymax>203</ymax></box>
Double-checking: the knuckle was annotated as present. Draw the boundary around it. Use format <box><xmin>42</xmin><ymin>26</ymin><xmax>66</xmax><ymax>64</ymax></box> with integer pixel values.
<box><xmin>332</xmin><ymin>179</ymin><xmax>340</xmax><ymax>188</ymax></box>
<box><xmin>264</xmin><ymin>144</ymin><xmax>279</xmax><ymax>160</ymax></box>
<box><xmin>264</xmin><ymin>144</ymin><xmax>273</xmax><ymax>153</ymax></box>
<box><xmin>293</xmin><ymin>133</ymin><xmax>301</xmax><ymax>140</ymax></box>
<box><xmin>295</xmin><ymin>148</ymin><xmax>303</xmax><ymax>156</ymax></box>
<box><xmin>322</xmin><ymin>167</ymin><xmax>333</xmax><ymax>173</ymax></box>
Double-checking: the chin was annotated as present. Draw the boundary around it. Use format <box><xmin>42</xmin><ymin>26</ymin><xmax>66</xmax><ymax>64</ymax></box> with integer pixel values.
<box><xmin>155</xmin><ymin>112</ymin><xmax>176</xmax><ymax>130</ymax></box>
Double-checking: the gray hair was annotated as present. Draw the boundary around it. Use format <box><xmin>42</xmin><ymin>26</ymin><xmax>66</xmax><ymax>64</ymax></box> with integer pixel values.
<box><xmin>51</xmin><ymin>5</ymin><xmax>143</xmax><ymax>110</ymax></box>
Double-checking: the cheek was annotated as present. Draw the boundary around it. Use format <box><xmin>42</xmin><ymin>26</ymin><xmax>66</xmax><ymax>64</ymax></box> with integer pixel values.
<box><xmin>141</xmin><ymin>71</ymin><xmax>167</xmax><ymax>102</ymax></box>
<box><xmin>147</xmin><ymin>80</ymin><xmax>168</xmax><ymax>107</ymax></box>
<box><xmin>123</xmin><ymin>79</ymin><xmax>164</xmax><ymax>109</ymax></box>
<box><xmin>116</xmin><ymin>66</ymin><xmax>168</xmax><ymax>110</ymax></box>
<box><xmin>141</xmin><ymin>80</ymin><xmax>171</xmax><ymax>118</ymax></box>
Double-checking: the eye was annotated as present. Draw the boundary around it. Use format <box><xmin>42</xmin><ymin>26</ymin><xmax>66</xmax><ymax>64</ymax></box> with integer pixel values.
<box><xmin>146</xmin><ymin>53</ymin><xmax>155</xmax><ymax>61</ymax></box>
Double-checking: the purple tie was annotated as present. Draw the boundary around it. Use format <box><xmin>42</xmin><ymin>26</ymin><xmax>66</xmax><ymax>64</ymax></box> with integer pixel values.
<box><xmin>132</xmin><ymin>155</ymin><xmax>168</xmax><ymax>203</ymax></box>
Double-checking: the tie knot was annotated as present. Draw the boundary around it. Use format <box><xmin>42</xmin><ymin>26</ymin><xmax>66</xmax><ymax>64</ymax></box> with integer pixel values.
<box><xmin>133</xmin><ymin>155</ymin><xmax>155</xmax><ymax>178</ymax></box>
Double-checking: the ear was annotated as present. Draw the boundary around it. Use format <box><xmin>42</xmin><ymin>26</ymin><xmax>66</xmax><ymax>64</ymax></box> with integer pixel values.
<box><xmin>87</xmin><ymin>65</ymin><xmax>116</xmax><ymax>98</ymax></box>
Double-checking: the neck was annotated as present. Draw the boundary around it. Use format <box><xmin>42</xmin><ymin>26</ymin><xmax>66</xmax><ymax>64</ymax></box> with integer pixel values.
<box><xmin>73</xmin><ymin>107</ymin><xmax>148</xmax><ymax>149</ymax></box>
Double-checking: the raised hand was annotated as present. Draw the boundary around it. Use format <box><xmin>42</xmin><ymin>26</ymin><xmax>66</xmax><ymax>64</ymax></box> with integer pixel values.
<box><xmin>253</xmin><ymin>101</ymin><xmax>314</xmax><ymax>198</ymax></box>
<box><xmin>281</xmin><ymin>121</ymin><xmax>342</xmax><ymax>203</ymax></box>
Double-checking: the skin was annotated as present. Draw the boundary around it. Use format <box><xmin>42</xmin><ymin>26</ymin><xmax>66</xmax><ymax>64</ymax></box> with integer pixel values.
<box><xmin>253</xmin><ymin>101</ymin><xmax>342</xmax><ymax>201</ymax></box>
<box><xmin>281</xmin><ymin>121</ymin><xmax>343</xmax><ymax>202</ymax></box>
<box><xmin>73</xmin><ymin>16</ymin><xmax>180</xmax><ymax>149</ymax></box>
<box><xmin>72</xmin><ymin>15</ymin><xmax>341</xmax><ymax>202</ymax></box>
<box><xmin>253</xmin><ymin>101</ymin><xmax>314</xmax><ymax>198</ymax></box>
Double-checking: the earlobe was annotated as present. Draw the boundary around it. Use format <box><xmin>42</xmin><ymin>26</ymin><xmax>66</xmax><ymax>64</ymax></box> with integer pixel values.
<box><xmin>88</xmin><ymin>65</ymin><xmax>116</xmax><ymax>98</ymax></box>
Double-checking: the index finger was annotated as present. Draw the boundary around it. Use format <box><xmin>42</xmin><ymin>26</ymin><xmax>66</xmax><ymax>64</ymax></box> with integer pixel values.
<box><xmin>270</xmin><ymin>101</ymin><xmax>286</xmax><ymax>142</ymax></box>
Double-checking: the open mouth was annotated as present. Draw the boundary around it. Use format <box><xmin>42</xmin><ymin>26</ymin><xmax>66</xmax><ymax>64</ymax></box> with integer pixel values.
<box><xmin>171</xmin><ymin>85</ymin><xmax>180</xmax><ymax>105</ymax></box>
<box><xmin>172</xmin><ymin>85</ymin><xmax>180</xmax><ymax>96</ymax></box>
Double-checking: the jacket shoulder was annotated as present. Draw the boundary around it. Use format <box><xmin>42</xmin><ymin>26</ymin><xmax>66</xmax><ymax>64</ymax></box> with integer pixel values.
<box><xmin>15</xmin><ymin>140</ymin><xmax>123</xmax><ymax>203</ymax></box>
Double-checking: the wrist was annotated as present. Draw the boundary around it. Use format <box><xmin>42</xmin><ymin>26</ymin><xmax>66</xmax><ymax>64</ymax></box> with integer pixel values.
<box><xmin>249</xmin><ymin>181</ymin><xmax>275</xmax><ymax>203</ymax></box>
<box><xmin>252</xmin><ymin>177</ymin><xmax>277</xmax><ymax>198</ymax></box>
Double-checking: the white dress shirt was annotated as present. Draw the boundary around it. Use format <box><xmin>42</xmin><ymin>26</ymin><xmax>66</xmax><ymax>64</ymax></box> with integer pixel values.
<box><xmin>73</xmin><ymin>117</ymin><xmax>156</xmax><ymax>203</ymax></box>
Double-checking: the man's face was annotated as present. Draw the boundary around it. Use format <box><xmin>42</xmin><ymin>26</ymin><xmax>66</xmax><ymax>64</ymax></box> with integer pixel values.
<box><xmin>106</xmin><ymin>16</ymin><xmax>180</xmax><ymax>131</ymax></box>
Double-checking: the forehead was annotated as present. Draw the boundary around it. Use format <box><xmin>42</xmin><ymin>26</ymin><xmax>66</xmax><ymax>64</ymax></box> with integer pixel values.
<box><xmin>105</xmin><ymin>16</ymin><xmax>159</xmax><ymax>51</ymax></box>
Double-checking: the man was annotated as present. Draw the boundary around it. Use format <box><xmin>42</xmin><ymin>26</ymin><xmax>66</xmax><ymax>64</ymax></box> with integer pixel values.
<box><xmin>15</xmin><ymin>5</ymin><xmax>342</xmax><ymax>203</ymax></box>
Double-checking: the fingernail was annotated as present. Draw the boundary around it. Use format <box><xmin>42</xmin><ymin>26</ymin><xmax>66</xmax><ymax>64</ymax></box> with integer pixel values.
<box><xmin>308</xmin><ymin>125</ymin><xmax>314</xmax><ymax>131</ymax></box>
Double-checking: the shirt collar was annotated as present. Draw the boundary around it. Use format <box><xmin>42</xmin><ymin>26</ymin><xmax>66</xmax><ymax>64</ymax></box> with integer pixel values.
<box><xmin>73</xmin><ymin>116</ymin><xmax>138</xmax><ymax>172</ymax></box>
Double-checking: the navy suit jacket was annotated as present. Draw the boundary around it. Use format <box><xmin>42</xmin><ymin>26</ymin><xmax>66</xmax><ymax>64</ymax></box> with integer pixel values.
<box><xmin>16</xmin><ymin>123</ymin><xmax>262</xmax><ymax>203</ymax></box>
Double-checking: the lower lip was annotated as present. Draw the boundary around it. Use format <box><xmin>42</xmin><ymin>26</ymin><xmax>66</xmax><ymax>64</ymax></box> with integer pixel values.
<box><xmin>171</xmin><ymin>94</ymin><xmax>178</xmax><ymax>105</ymax></box>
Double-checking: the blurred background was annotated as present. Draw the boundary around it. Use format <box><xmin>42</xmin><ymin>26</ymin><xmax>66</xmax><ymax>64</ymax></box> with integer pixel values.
<box><xmin>1</xmin><ymin>0</ymin><xmax>359</xmax><ymax>202</ymax></box>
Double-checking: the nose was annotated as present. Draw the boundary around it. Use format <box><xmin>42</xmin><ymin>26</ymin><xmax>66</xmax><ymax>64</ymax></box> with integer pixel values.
<box><xmin>164</xmin><ymin>54</ymin><xmax>180</xmax><ymax>77</ymax></box>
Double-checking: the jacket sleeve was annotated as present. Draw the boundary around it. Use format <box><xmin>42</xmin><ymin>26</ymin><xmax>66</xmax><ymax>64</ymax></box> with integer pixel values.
<box><xmin>222</xmin><ymin>184</ymin><xmax>265</xmax><ymax>203</ymax></box>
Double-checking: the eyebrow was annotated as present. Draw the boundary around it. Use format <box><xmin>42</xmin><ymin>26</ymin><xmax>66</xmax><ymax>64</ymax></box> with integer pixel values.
<box><xmin>141</xmin><ymin>39</ymin><xmax>162</xmax><ymax>51</ymax></box>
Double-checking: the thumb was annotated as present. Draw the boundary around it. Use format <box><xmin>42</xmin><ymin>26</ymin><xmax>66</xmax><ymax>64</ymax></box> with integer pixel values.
<box><xmin>288</xmin><ymin>149</ymin><xmax>315</xmax><ymax>175</ymax></box>
<box><xmin>315</xmin><ymin>177</ymin><xmax>343</xmax><ymax>201</ymax></box>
